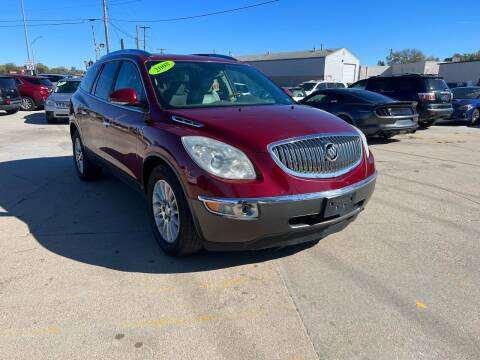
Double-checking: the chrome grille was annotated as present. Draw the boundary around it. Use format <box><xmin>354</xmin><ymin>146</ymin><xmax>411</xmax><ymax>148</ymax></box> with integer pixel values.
<box><xmin>269</xmin><ymin>134</ymin><xmax>363</xmax><ymax>178</ymax></box>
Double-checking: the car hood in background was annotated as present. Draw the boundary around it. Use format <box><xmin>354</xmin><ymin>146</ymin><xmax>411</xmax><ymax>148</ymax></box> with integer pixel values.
<box><xmin>167</xmin><ymin>104</ymin><xmax>356</xmax><ymax>152</ymax></box>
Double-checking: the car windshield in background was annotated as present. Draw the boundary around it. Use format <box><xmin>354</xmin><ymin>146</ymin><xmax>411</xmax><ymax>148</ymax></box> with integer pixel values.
<box><xmin>0</xmin><ymin>78</ymin><xmax>16</xmax><ymax>90</ymax></box>
<box><xmin>54</xmin><ymin>80</ymin><xmax>80</xmax><ymax>93</ymax></box>
<box><xmin>27</xmin><ymin>77</ymin><xmax>53</xmax><ymax>86</ymax></box>
<box><xmin>300</xmin><ymin>83</ymin><xmax>316</xmax><ymax>91</ymax></box>
<box><xmin>452</xmin><ymin>87</ymin><xmax>480</xmax><ymax>99</ymax></box>
<box><xmin>426</xmin><ymin>78</ymin><xmax>448</xmax><ymax>91</ymax></box>
<box><xmin>349</xmin><ymin>89</ymin><xmax>393</xmax><ymax>103</ymax></box>
<box><xmin>147</xmin><ymin>61</ymin><xmax>292</xmax><ymax>109</ymax></box>
<box><xmin>291</xmin><ymin>89</ymin><xmax>305</xmax><ymax>97</ymax></box>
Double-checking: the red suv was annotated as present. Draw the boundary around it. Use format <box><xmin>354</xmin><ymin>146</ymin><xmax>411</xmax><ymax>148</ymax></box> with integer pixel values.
<box><xmin>11</xmin><ymin>74</ymin><xmax>53</xmax><ymax>110</ymax></box>
<box><xmin>70</xmin><ymin>50</ymin><xmax>377</xmax><ymax>256</ymax></box>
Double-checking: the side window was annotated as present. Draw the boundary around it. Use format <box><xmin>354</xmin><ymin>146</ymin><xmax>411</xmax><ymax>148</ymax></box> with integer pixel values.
<box><xmin>114</xmin><ymin>61</ymin><xmax>146</xmax><ymax>103</ymax></box>
<box><xmin>80</xmin><ymin>62</ymin><xmax>100</xmax><ymax>93</ymax></box>
<box><xmin>94</xmin><ymin>61</ymin><xmax>120</xmax><ymax>100</ymax></box>
<box><xmin>305</xmin><ymin>93</ymin><xmax>330</xmax><ymax>104</ymax></box>
<box><xmin>316</xmin><ymin>83</ymin><xmax>328</xmax><ymax>90</ymax></box>
<box><xmin>350</xmin><ymin>80</ymin><xmax>366</xmax><ymax>89</ymax></box>
<box><xmin>15</xmin><ymin>78</ymin><xmax>23</xmax><ymax>85</ymax></box>
<box><xmin>368</xmin><ymin>78</ymin><xmax>394</xmax><ymax>92</ymax></box>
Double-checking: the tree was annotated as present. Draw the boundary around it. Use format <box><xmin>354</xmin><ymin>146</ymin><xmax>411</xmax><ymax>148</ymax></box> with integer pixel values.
<box><xmin>425</xmin><ymin>56</ymin><xmax>440</xmax><ymax>61</ymax></box>
<box><xmin>0</xmin><ymin>63</ymin><xmax>21</xmax><ymax>73</ymax></box>
<box><xmin>35</xmin><ymin>63</ymin><xmax>49</xmax><ymax>73</ymax></box>
<box><xmin>450</xmin><ymin>51</ymin><xmax>480</xmax><ymax>62</ymax></box>
<box><xmin>377</xmin><ymin>60</ymin><xmax>386</xmax><ymax>66</ymax></box>
<box><xmin>386</xmin><ymin>48</ymin><xmax>426</xmax><ymax>65</ymax></box>
<box><xmin>48</xmin><ymin>66</ymin><xmax>69</xmax><ymax>74</ymax></box>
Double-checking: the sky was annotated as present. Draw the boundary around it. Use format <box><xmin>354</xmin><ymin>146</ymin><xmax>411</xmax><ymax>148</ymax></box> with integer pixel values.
<box><xmin>1</xmin><ymin>0</ymin><xmax>479</xmax><ymax>70</ymax></box>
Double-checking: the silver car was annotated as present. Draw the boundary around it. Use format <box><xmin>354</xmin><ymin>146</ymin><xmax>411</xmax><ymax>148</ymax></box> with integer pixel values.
<box><xmin>45</xmin><ymin>78</ymin><xmax>81</xmax><ymax>123</ymax></box>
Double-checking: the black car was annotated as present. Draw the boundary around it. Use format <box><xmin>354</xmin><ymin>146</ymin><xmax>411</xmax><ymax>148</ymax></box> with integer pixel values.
<box><xmin>0</xmin><ymin>76</ymin><xmax>21</xmax><ymax>114</ymax></box>
<box><xmin>301</xmin><ymin>88</ymin><xmax>418</xmax><ymax>138</ymax></box>
<box><xmin>350</xmin><ymin>74</ymin><xmax>453</xmax><ymax>127</ymax></box>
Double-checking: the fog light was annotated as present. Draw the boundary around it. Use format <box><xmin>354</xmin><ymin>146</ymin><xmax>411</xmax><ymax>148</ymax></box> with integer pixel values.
<box><xmin>202</xmin><ymin>199</ymin><xmax>259</xmax><ymax>219</ymax></box>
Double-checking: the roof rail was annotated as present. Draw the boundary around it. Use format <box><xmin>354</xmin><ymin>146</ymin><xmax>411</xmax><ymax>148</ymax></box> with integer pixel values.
<box><xmin>103</xmin><ymin>49</ymin><xmax>151</xmax><ymax>58</ymax></box>
<box><xmin>193</xmin><ymin>53</ymin><xmax>238</xmax><ymax>61</ymax></box>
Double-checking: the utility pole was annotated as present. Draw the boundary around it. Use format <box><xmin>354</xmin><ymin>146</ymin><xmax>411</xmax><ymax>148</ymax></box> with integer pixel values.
<box><xmin>102</xmin><ymin>0</ymin><xmax>110</xmax><ymax>53</ymax></box>
<box><xmin>140</xmin><ymin>26</ymin><xmax>150</xmax><ymax>51</ymax></box>
<box><xmin>90</xmin><ymin>20</ymin><xmax>100</xmax><ymax>60</ymax></box>
<box><xmin>157</xmin><ymin>48</ymin><xmax>167</xmax><ymax>55</ymax></box>
<box><xmin>135</xmin><ymin>25</ymin><xmax>140</xmax><ymax>49</ymax></box>
<box><xmin>120</xmin><ymin>38</ymin><xmax>124</xmax><ymax>50</ymax></box>
<box><xmin>19</xmin><ymin>0</ymin><xmax>32</xmax><ymax>74</ymax></box>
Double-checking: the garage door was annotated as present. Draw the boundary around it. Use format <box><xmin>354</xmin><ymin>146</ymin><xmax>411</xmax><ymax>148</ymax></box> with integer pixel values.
<box><xmin>342</xmin><ymin>63</ymin><xmax>356</xmax><ymax>84</ymax></box>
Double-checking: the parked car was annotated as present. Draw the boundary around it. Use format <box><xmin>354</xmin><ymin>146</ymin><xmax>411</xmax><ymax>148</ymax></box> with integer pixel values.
<box><xmin>0</xmin><ymin>76</ymin><xmax>22</xmax><ymax>114</ymax></box>
<box><xmin>10</xmin><ymin>75</ymin><xmax>53</xmax><ymax>110</ymax></box>
<box><xmin>45</xmin><ymin>78</ymin><xmax>81</xmax><ymax>123</ymax></box>
<box><xmin>38</xmin><ymin>73</ymin><xmax>70</xmax><ymax>87</ymax></box>
<box><xmin>350</xmin><ymin>75</ymin><xmax>453</xmax><ymax>127</ymax></box>
<box><xmin>70</xmin><ymin>50</ymin><xmax>377</xmax><ymax>256</ymax></box>
<box><xmin>450</xmin><ymin>86</ymin><xmax>480</xmax><ymax>125</ymax></box>
<box><xmin>301</xmin><ymin>88</ymin><xmax>418</xmax><ymax>138</ymax></box>
<box><xmin>284</xmin><ymin>87</ymin><xmax>307</xmax><ymax>102</ymax></box>
<box><xmin>299</xmin><ymin>80</ymin><xmax>347</xmax><ymax>95</ymax></box>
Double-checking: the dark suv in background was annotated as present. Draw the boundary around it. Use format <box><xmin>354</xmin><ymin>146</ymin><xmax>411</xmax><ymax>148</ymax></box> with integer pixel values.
<box><xmin>0</xmin><ymin>76</ymin><xmax>21</xmax><ymax>114</ymax></box>
<box><xmin>350</xmin><ymin>74</ymin><xmax>453</xmax><ymax>127</ymax></box>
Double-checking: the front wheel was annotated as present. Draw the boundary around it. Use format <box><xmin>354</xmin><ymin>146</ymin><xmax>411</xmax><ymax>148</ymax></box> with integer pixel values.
<box><xmin>46</xmin><ymin>111</ymin><xmax>56</xmax><ymax>124</ymax></box>
<box><xmin>471</xmin><ymin>108</ymin><xmax>479</xmax><ymax>125</ymax></box>
<box><xmin>147</xmin><ymin>166</ymin><xmax>202</xmax><ymax>256</ymax></box>
<box><xmin>20</xmin><ymin>97</ymin><xmax>36</xmax><ymax>111</ymax></box>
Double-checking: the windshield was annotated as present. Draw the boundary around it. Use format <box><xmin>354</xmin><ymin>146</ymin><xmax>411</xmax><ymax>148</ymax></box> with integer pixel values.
<box><xmin>54</xmin><ymin>80</ymin><xmax>80</xmax><ymax>94</ymax></box>
<box><xmin>425</xmin><ymin>78</ymin><xmax>448</xmax><ymax>91</ymax></box>
<box><xmin>27</xmin><ymin>77</ymin><xmax>53</xmax><ymax>86</ymax></box>
<box><xmin>290</xmin><ymin>89</ymin><xmax>305</xmax><ymax>97</ymax></box>
<box><xmin>452</xmin><ymin>87</ymin><xmax>480</xmax><ymax>100</ymax></box>
<box><xmin>147</xmin><ymin>61</ymin><xmax>292</xmax><ymax>109</ymax></box>
<box><xmin>300</xmin><ymin>82</ymin><xmax>317</xmax><ymax>91</ymax></box>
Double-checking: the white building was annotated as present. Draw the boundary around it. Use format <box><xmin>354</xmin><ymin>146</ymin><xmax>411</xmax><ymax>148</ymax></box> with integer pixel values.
<box><xmin>237</xmin><ymin>48</ymin><xmax>360</xmax><ymax>87</ymax></box>
<box><xmin>359</xmin><ymin>61</ymin><xmax>440</xmax><ymax>80</ymax></box>
<box><xmin>439</xmin><ymin>60</ymin><xmax>480</xmax><ymax>85</ymax></box>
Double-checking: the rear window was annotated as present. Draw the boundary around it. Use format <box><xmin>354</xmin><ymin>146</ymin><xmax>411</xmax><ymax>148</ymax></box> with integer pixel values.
<box><xmin>300</xmin><ymin>82</ymin><xmax>317</xmax><ymax>91</ymax></box>
<box><xmin>425</xmin><ymin>78</ymin><xmax>448</xmax><ymax>91</ymax></box>
<box><xmin>452</xmin><ymin>87</ymin><xmax>480</xmax><ymax>99</ymax></box>
<box><xmin>26</xmin><ymin>77</ymin><xmax>53</xmax><ymax>86</ymax></box>
<box><xmin>0</xmin><ymin>77</ymin><xmax>16</xmax><ymax>90</ymax></box>
<box><xmin>348</xmin><ymin>89</ymin><xmax>393</xmax><ymax>103</ymax></box>
<box><xmin>54</xmin><ymin>80</ymin><xmax>80</xmax><ymax>94</ymax></box>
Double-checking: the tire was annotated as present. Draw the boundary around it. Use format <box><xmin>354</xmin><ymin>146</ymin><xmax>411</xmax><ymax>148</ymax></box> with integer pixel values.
<box><xmin>471</xmin><ymin>108</ymin><xmax>479</xmax><ymax>125</ymax></box>
<box><xmin>20</xmin><ymin>96</ymin><xmax>36</xmax><ymax>111</ymax></box>
<box><xmin>72</xmin><ymin>131</ymin><xmax>102</xmax><ymax>181</ymax></box>
<box><xmin>46</xmin><ymin>111</ymin><xmax>56</xmax><ymax>124</ymax></box>
<box><xmin>147</xmin><ymin>165</ymin><xmax>202</xmax><ymax>256</ymax></box>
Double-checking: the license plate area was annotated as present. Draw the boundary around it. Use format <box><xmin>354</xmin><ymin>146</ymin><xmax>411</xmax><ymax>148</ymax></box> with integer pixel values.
<box><xmin>323</xmin><ymin>192</ymin><xmax>357</xmax><ymax>220</ymax></box>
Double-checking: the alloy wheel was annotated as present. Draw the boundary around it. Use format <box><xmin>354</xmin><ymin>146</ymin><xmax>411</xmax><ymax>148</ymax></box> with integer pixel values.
<box><xmin>74</xmin><ymin>137</ymin><xmax>84</xmax><ymax>174</ymax></box>
<box><xmin>21</xmin><ymin>97</ymin><xmax>33</xmax><ymax>110</ymax></box>
<box><xmin>152</xmin><ymin>180</ymin><xmax>180</xmax><ymax>244</ymax></box>
<box><xmin>472</xmin><ymin>109</ymin><xmax>479</xmax><ymax>125</ymax></box>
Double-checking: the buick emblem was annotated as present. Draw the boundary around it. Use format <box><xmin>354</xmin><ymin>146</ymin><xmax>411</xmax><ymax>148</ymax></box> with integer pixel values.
<box><xmin>325</xmin><ymin>143</ymin><xmax>338</xmax><ymax>162</ymax></box>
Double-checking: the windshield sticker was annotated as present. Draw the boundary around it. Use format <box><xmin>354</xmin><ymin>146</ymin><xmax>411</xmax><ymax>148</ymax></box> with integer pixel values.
<box><xmin>149</xmin><ymin>61</ymin><xmax>175</xmax><ymax>75</ymax></box>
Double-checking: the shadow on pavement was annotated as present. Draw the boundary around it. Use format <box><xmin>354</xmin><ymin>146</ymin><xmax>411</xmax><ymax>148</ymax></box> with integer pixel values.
<box><xmin>0</xmin><ymin>156</ymin><xmax>313</xmax><ymax>274</ymax></box>
<box><xmin>24</xmin><ymin>112</ymin><xmax>68</xmax><ymax>125</ymax></box>
<box><xmin>435</xmin><ymin>119</ymin><xmax>479</xmax><ymax>128</ymax></box>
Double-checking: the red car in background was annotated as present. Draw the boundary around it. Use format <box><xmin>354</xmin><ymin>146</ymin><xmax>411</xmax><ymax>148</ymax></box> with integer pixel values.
<box><xmin>10</xmin><ymin>74</ymin><xmax>53</xmax><ymax>111</ymax></box>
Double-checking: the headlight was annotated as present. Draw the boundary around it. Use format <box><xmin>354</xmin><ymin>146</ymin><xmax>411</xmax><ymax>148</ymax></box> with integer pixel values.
<box><xmin>45</xmin><ymin>99</ymin><xmax>54</xmax><ymax>106</ymax></box>
<box><xmin>353</xmin><ymin>126</ymin><xmax>370</xmax><ymax>157</ymax></box>
<box><xmin>458</xmin><ymin>104</ymin><xmax>473</xmax><ymax>111</ymax></box>
<box><xmin>182</xmin><ymin>136</ymin><xmax>256</xmax><ymax>180</ymax></box>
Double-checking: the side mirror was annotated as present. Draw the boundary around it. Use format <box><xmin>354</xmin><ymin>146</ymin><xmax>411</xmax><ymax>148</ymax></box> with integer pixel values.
<box><xmin>109</xmin><ymin>88</ymin><xmax>139</xmax><ymax>106</ymax></box>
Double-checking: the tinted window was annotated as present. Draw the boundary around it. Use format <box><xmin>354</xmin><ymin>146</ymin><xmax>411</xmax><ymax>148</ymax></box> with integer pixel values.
<box><xmin>114</xmin><ymin>61</ymin><xmax>146</xmax><ymax>102</ymax></box>
<box><xmin>147</xmin><ymin>61</ymin><xmax>292</xmax><ymax>109</ymax></box>
<box><xmin>80</xmin><ymin>62</ymin><xmax>100</xmax><ymax>93</ymax></box>
<box><xmin>0</xmin><ymin>78</ymin><xmax>16</xmax><ymax>90</ymax></box>
<box><xmin>26</xmin><ymin>77</ymin><xmax>53</xmax><ymax>86</ymax></box>
<box><xmin>367</xmin><ymin>78</ymin><xmax>395</xmax><ymax>92</ymax></box>
<box><xmin>54</xmin><ymin>80</ymin><xmax>80</xmax><ymax>94</ymax></box>
<box><xmin>94</xmin><ymin>61</ymin><xmax>120</xmax><ymax>100</ymax></box>
<box><xmin>425</xmin><ymin>78</ymin><xmax>448</xmax><ymax>91</ymax></box>
<box><xmin>300</xmin><ymin>82</ymin><xmax>317</xmax><ymax>91</ymax></box>
<box><xmin>348</xmin><ymin>90</ymin><xmax>393</xmax><ymax>103</ymax></box>
<box><xmin>350</xmin><ymin>80</ymin><xmax>367</xmax><ymax>89</ymax></box>
<box><xmin>42</xmin><ymin>75</ymin><xmax>64</xmax><ymax>82</ymax></box>
<box><xmin>304</xmin><ymin>93</ymin><xmax>330</xmax><ymax>104</ymax></box>
<box><xmin>452</xmin><ymin>87</ymin><xmax>480</xmax><ymax>99</ymax></box>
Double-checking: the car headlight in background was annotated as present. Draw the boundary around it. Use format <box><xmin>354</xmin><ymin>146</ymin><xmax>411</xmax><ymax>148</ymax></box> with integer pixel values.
<box><xmin>182</xmin><ymin>136</ymin><xmax>256</xmax><ymax>180</ymax></box>
<box><xmin>353</xmin><ymin>126</ymin><xmax>370</xmax><ymax>157</ymax></box>
<box><xmin>458</xmin><ymin>104</ymin><xmax>473</xmax><ymax>111</ymax></box>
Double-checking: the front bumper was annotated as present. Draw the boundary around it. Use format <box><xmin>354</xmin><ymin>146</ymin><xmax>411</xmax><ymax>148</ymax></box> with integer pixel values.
<box><xmin>450</xmin><ymin>109</ymin><xmax>472</xmax><ymax>121</ymax></box>
<box><xmin>360</xmin><ymin>119</ymin><xmax>418</xmax><ymax>137</ymax></box>
<box><xmin>45</xmin><ymin>107</ymin><xmax>70</xmax><ymax>118</ymax></box>
<box><xmin>190</xmin><ymin>172</ymin><xmax>377</xmax><ymax>251</ymax></box>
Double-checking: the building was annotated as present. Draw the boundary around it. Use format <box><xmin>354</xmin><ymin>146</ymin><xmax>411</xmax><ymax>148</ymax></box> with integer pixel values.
<box><xmin>359</xmin><ymin>61</ymin><xmax>440</xmax><ymax>80</ymax></box>
<box><xmin>439</xmin><ymin>60</ymin><xmax>480</xmax><ymax>85</ymax></box>
<box><xmin>237</xmin><ymin>48</ymin><xmax>360</xmax><ymax>86</ymax></box>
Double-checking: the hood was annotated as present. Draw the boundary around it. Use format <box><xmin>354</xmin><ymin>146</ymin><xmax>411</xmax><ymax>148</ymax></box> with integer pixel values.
<box><xmin>47</xmin><ymin>93</ymin><xmax>72</xmax><ymax>102</ymax></box>
<box><xmin>167</xmin><ymin>104</ymin><xmax>355</xmax><ymax>152</ymax></box>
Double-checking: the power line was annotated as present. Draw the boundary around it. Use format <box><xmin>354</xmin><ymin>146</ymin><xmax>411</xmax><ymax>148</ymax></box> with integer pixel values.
<box><xmin>0</xmin><ymin>20</ymin><xmax>88</xmax><ymax>28</ymax></box>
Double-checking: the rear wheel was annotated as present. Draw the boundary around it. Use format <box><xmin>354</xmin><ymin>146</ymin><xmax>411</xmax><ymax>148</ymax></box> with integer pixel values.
<box><xmin>147</xmin><ymin>165</ymin><xmax>202</xmax><ymax>256</ymax></box>
<box><xmin>20</xmin><ymin>96</ymin><xmax>36</xmax><ymax>111</ymax></box>
<box><xmin>72</xmin><ymin>132</ymin><xmax>102</xmax><ymax>181</ymax></box>
<box><xmin>471</xmin><ymin>108</ymin><xmax>479</xmax><ymax>125</ymax></box>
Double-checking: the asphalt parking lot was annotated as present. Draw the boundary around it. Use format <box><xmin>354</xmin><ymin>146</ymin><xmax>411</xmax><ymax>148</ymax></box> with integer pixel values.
<box><xmin>0</xmin><ymin>111</ymin><xmax>479</xmax><ymax>360</ymax></box>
